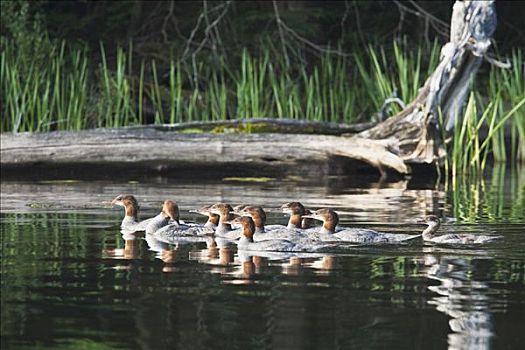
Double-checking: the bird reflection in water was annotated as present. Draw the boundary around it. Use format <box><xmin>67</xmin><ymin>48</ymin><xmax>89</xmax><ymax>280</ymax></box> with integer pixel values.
<box><xmin>103</xmin><ymin>231</ymin><xmax>140</xmax><ymax>261</ymax></box>
<box><xmin>160</xmin><ymin>249</ymin><xmax>178</xmax><ymax>272</ymax></box>
<box><xmin>281</xmin><ymin>256</ymin><xmax>304</xmax><ymax>275</ymax></box>
<box><xmin>311</xmin><ymin>255</ymin><xmax>339</xmax><ymax>274</ymax></box>
<box><xmin>422</xmin><ymin>253</ymin><xmax>494</xmax><ymax>349</ymax></box>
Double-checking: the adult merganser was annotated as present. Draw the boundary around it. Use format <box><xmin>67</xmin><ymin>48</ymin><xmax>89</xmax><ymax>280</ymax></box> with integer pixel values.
<box><xmin>189</xmin><ymin>205</ymin><xmax>220</xmax><ymax>229</ymax></box>
<box><xmin>147</xmin><ymin>200</ymin><xmax>214</xmax><ymax>244</ymax></box>
<box><xmin>231</xmin><ymin>216</ymin><xmax>345</xmax><ymax>253</ymax></box>
<box><xmin>420</xmin><ymin>215</ymin><xmax>501</xmax><ymax>244</ymax></box>
<box><xmin>303</xmin><ymin>208</ymin><xmax>420</xmax><ymax>243</ymax></box>
<box><xmin>235</xmin><ymin>205</ymin><xmax>305</xmax><ymax>241</ymax></box>
<box><xmin>209</xmin><ymin>203</ymin><xmax>241</xmax><ymax>239</ymax></box>
<box><xmin>144</xmin><ymin>199</ymin><xmax>176</xmax><ymax>234</ymax></box>
<box><xmin>234</xmin><ymin>206</ymin><xmax>273</xmax><ymax>233</ymax></box>
<box><xmin>111</xmin><ymin>195</ymin><xmax>159</xmax><ymax>232</ymax></box>
<box><xmin>280</xmin><ymin>202</ymin><xmax>315</xmax><ymax>229</ymax></box>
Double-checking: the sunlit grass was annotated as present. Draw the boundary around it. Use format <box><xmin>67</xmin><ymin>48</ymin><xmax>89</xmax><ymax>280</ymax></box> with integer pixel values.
<box><xmin>448</xmin><ymin>163</ymin><xmax>525</xmax><ymax>223</ymax></box>
<box><xmin>1</xmin><ymin>38</ymin><xmax>523</xmax><ymax>169</ymax></box>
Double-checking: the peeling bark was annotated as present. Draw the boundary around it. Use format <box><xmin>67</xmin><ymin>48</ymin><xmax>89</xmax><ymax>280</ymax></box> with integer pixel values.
<box><xmin>0</xmin><ymin>1</ymin><xmax>497</xmax><ymax>177</ymax></box>
<box><xmin>357</xmin><ymin>0</ymin><xmax>496</xmax><ymax>166</ymax></box>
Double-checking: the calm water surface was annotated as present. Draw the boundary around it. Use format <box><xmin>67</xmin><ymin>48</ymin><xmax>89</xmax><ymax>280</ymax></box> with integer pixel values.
<box><xmin>1</xmin><ymin>166</ymin><xmax>524</xmax><ymax>350</ymax></box>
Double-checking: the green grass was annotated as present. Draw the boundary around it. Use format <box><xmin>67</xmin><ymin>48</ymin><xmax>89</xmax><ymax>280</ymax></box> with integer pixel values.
<box><xmin>1</xmin><ymin>38</ymin><xmax>440</xmax><ymax>131</ymax></box>
<box><xmin>1</xmin><ymin>38</ymin><xmax>523</xmax><ymax>170</ymax></box>
<box><xmin>447</xmin><ymin>163</ymin><xmax>525</xmax><ymax>223</ymax></box>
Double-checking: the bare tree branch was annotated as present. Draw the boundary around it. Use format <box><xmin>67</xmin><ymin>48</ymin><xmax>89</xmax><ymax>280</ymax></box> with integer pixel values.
<box><xmin>272</xmin><ymin>0</ymin><xmax>291</xmax><ymax>67</ymax></box>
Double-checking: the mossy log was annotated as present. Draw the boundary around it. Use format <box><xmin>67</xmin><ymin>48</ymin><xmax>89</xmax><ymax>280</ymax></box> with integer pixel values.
<box><xmin>0</xmin><ymin>1</ymin><xmax>497</xmax><ymax>178</ymax></box>
<box><xmin>0</xmin><ymin>126</ymin><xmax>408</xmax><ymax>178</ymax></box>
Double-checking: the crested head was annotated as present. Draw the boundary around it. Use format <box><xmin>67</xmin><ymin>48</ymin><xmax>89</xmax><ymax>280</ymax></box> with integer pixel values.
<box><xmin>111</xmin><ymin>194</ymin><xmax>138</xmax><ymax>207</ymax></box>
<box><xmin>190</xmin><ymin>205</ymin><xmax>219</xmax><ymax>225</ymax></box>
<box><xmin>304</xmin><ymin>208</ymin><xmax>338</xmax><ymax>223</ymax></box>
<box><xmin>233</xmin><ymin>204</ymin><xmax>250</xmax><ymax>212</ymax></box>
<box><xmin>282</xmin><ymin>202</ymin><xmax>306</xmax><ymax>228</ymax></box>
<box><xmin>425</xmin><ymin>215</ymin><xmax>440</xmax><ymax>225</ymax></box>
<box><xmin>238</xmin><ymin>206</ymin><xmax>266</xmax><ymax>231</ymax></box>
<box><xmin>112</xmin><ymin>195</ymin><xmax>139</xmax><ymax>217</ymax></box>
<box><xmin>210</xmin><ymin>203</ymin><xmax>234</xmax><ymax>222</ymax></box>
<box><xmin>280</xmin><ymin>202</ymin><xmax>306</xmax><ymax>215</ymax></box>
<box><xmin>210</xmin><ymin>203</ymin><xmax>233</xmax><ymax>215</ymax></box>
<box><xmin>303</xmin><ymin>208</ymin><xmax>339</xmax><ymax>232</ymax></box>
<box><xmin>421</xmin><ymin>215</ymin><xmax>441</xmax><ymax>239</ymax></box>
<box><xmin>239</xmin><ymin>206</ymin><xmax>266</xmax><ymax>222</ymax></box>
<box><xmin>230</xmin><ymin>216</ymin><xmax>255</xmax><ymax>239</ymax></box>
<box><xmin>162</xmin><ymin>200</ymin><xmax>180</xmax><ymax>222</ymax></box>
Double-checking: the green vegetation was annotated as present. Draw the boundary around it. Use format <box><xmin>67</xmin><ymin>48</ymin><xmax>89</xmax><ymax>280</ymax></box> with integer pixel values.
<box><xmin>0</xmin><ymin>38</ymin><xmax>441</xmax><ymax>132</ymax></box>
<box><xmin>447</xmin><ymin>163</ymin><xmax>525</xmax><ymax>223</ymax></box>
<box><xmin>1</xmin><ymin>1</ymin><xmax>523</xmax><ymax>173</ymax></box>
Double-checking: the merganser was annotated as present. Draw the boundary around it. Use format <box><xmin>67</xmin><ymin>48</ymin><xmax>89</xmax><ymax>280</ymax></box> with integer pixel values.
<box><xmin>209</xmin><ymin>203</ymin><xmax>241</xmax><ymax>239</ymax></box>
<box><xmin>420</xmin><ymin>215</ymin><xmax>501</xmax><ymax>244</ymax></box>
<box><xmin>303</xmin><ymin>208</ymin><xmax>420</xmax><ymax>243</ymax></box>
<box><xmin>231</xmin><ymin>216</ymin><xmax>346</xmax><ymax>253</ymax></box>
<box><xmin>280</xmin><ymin>202</ymin><xmax>315</xmax><ymax>229</ymax></box>
<box><xmin>147</xmin><ymin>200</ymin><xmax>214</xmax><ymax>244</ymax></box>
<box><xmin>235</xmin><ymin>205</ymin><xmax>273</xmax><ymax>233</ymax></box>
<box><xmin>189</xmin><ymin>205</ymin><xmax>220</xmax><ymax>229</ymax></box>
<box><xmin>111</xmin><ymin>195</ymin><xmax>158</xmax><ymax>232</ymax></box>
<box><xmin>236</xmin><ymin>205</ymin><xmax>305</xmax><ymax>241</ymax></box>
<box><xmin>144</xmin><ymin>199</ymin><xmax>176</xmax><ymax>234</ymax></box>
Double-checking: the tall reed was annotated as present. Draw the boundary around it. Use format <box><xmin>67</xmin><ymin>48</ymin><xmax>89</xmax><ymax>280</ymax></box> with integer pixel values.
<box><xmin>1</xmin><ymin>38</ymin><xmax>523</xmax><ymax>169</ymax></box>
<box><xmin>1</xmin><ymin>40</ymin><xmax>89</xmax><ymax>132</ymax></box>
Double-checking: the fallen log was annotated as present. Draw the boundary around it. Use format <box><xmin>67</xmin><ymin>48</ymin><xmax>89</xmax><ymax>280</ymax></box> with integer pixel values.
<box><xmin>357</xmin><ymin>1</ymin><xmax>497</xmax><ymax>165</ymax></box>
<box><xmin>0</xmin><ymin>126</ymin><xmax>408</xmax><ymax>179</ymax></box>
<box><xmin>0</xmin><ymin>1</ymin><xmax>497</xmax><ymax>179</ymax></box>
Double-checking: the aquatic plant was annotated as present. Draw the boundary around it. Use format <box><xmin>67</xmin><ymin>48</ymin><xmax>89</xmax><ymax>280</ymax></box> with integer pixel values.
<box><xmin>1</xmin><ymin>38</ymin><xmax>523</xmax><ymax>169</ymax></box>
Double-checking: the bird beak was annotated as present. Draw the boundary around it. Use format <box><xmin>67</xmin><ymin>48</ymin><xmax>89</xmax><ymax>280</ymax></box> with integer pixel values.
<box><xmin>414</xmin><ymin>218</ymin><xmax>426</xmax><ymax>224</ymax></box>
<box><xmin>111</xmin><ymin>199</ymin><xmax>122</xmax><ymax>206</ymax></box>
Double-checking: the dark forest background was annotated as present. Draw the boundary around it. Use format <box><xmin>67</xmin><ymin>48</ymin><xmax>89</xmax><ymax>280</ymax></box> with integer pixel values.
<box><xmin>1</xmin><ymin>1</ymin><xmax>524</xmax><ymax>136</ymax></box>
<box><xmin>2</xmin><ymin>1</ymin><xmax>523</xmax><ymax>64</ymax></box>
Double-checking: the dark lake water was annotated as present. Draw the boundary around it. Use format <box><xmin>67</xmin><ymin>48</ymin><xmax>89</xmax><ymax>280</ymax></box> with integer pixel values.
<box><xmin>1</xmin><ymin>165</ymin><xmax>524</xmax><ymax>349</ymax></box>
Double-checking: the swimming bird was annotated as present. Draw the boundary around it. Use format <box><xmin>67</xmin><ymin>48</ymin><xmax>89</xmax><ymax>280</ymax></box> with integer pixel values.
<box><xmin>303</xmin><ymin>208</ymin><xmax>420</xmax><ymax>243</ymax></box>
<box><xmin>208</xmin><ymin>203</ymin><xmax>242</xmax><ymax>239</ymax></box>
<box><xmin>147</xmin><ymin>200</ymin><xmax>214</xmax><ymax>244</ymax></box>
<box><xmin>235</xmin><ymin>205</ymin><xmax>306</xmax><ymax>241</ymax></box>
<box><xmin>280</xmin><ymin>202</ymin><xmax>315</xmax><ymax>229</ymax></box>
<box><xmin>231</xmin><ymin>216</ymin><xmax>346</xmax><ymax>253</ymax></box>
<box><xmin>189</xmin><ymin>205</ymin><xmax>220</xmax><ymax>229</ymax></box>
<box><xmin>111</xmin><ymin>194</ymin><xmax>163</xmax><ymax>232</ymax></box>
<box><xmin>419</xmin><ymin>215</ymin><xmax>501</xmax><ymax>244</ymax></box>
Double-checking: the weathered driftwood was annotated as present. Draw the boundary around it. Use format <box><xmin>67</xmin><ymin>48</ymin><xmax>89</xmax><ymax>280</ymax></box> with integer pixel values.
<box><xmin>0</xmin><ymin>1</ymin><xmax>497</xmax><ymax>177</ymax></box>
<box><xmin>0</xmin><ymin>127</ymin><xmax>408</xmax><ymax>177</ymax></box>
<box><xmin>358</xmin><ymin>0</ymin><xmax>496</xmax><ymax>165</ymax></box>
